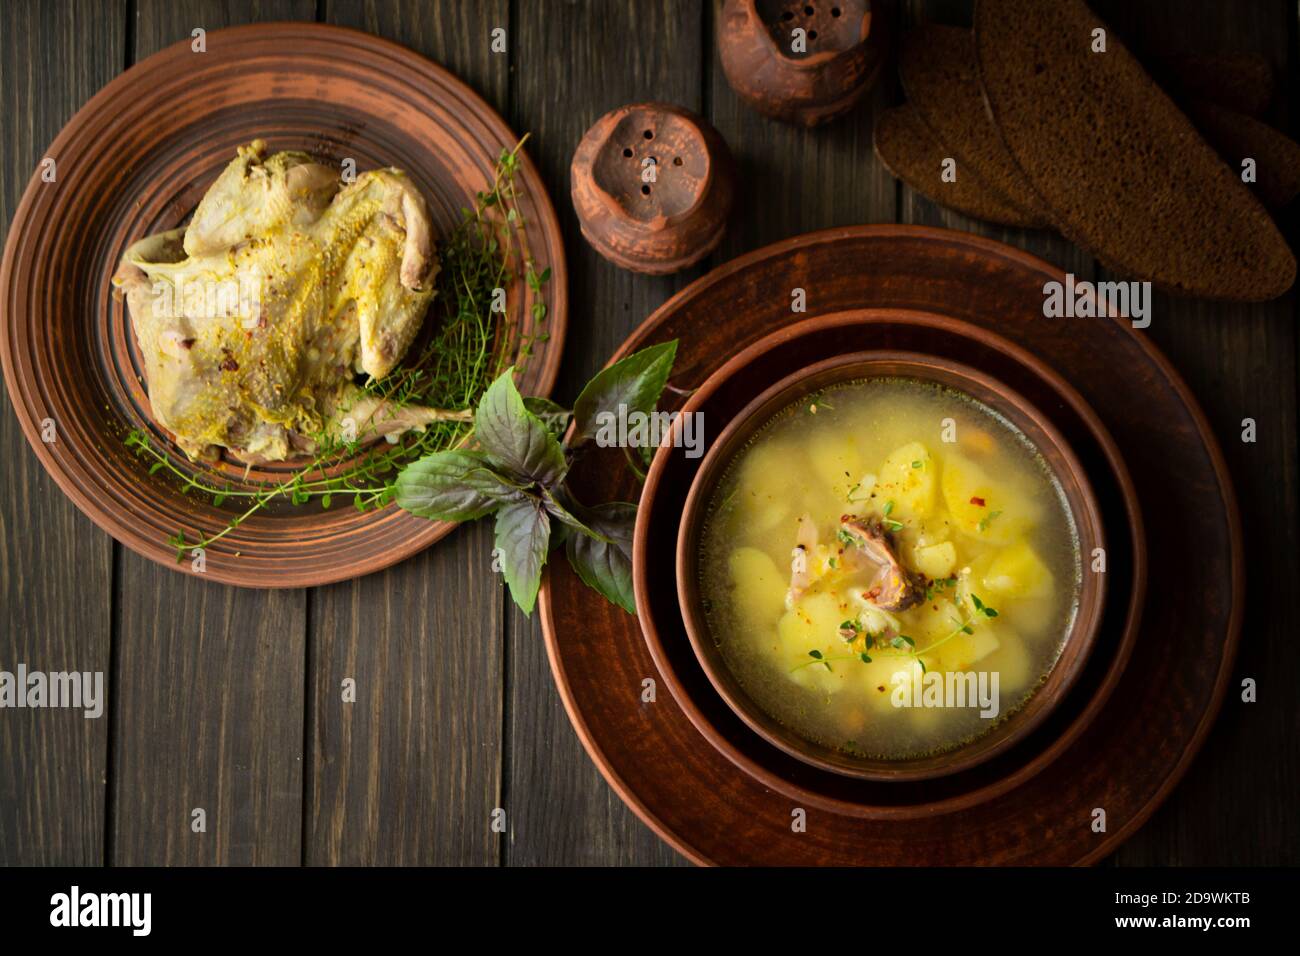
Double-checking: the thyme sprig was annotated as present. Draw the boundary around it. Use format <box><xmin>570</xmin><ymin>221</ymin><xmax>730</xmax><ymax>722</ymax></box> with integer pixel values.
<box><xmin>789</xmin><ymin>594</ymin><xmax>1000</xmax><ymax>676</ymax></box>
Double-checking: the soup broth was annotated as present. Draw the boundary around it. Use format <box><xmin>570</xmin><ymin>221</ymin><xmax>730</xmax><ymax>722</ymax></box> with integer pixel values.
<box><xmin>698</xmin><ymin>378</ymin><xmax>1081</xmax><ymax>760</ymax></box>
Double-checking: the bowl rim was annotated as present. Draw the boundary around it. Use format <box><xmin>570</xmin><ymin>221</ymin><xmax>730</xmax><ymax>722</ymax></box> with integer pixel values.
<box><xmin>631</xmin><ymin>308</ymin><xmax>1146</xmax><ymax>818</ymax></box>
<box><xmin>670</xmin><ymin>347</ymin><xmax>1108</xmax><ymax>781</ymax></box>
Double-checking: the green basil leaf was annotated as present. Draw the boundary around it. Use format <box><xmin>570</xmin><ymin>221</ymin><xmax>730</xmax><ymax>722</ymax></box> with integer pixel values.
<box><xmin>565</xmin><ymin>501</ymin><xmax>636</xmax><ymax>614</ymax></box>
<box><xmin>548</xmin><ymin>520</ymin><xmax>573</xmax><ymax>552</ymax></box>
<box><xmin>395</xmin><ymin>450</ymin><xmax>523</xmax><ymax>521</ymax></box>
<box><xmin>474</xmin><ymin>369</ymin><xmax>568</xmax><ymax>485</ymax></box>
<box><xmin>494</xmin><ymin>497</ymin><xmax>551</xmax><ymax>614</ymax></box>
<box><xmin>523</xmin><ymin>396</ymin><xmax>572</xmax><ymax>439</ymax></box>
<box><xmin>570</xmin><ymin>341</ymin><xmax>677</xmax><ymax>447</ymax></box>
<box><xmin>540</xmin><ymin>489</ymin><xmax>614</xmax><ymax>544</ymax></box>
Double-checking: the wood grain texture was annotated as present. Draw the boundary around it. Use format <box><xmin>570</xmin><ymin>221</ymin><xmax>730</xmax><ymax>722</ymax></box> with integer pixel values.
<box><xmin>1090</xmin><ymin>0</ymin><xmax>1300</xmax><ymax>867</ymax></box>
<box><xmin>107</xmin><ymin>0</ymin><xmax>315</xmax><ymax>866</ymax></box>
<box><xmin>304</xmin><ymin>0</ymin><xmax>511</xmax><ymax>866</ymax></box>
<box><xmin>110</xmin><ymin>576</ymin><xmax>305</xmax><ymax>865</ymax></box>
<box><xmin>2</xmin><ymin>0</ymin><xmax>1296</xmax><ymax>868</ymax></box>
<box><xmin>505</xmin><ymin>0</ymin><xmax>702</xmax><ymax>866</ymax></box>
<box><xmin>305</xmin><ymin>521</ymin><xmax>503</xmax><ymax>865</ymax></box>
<box><xmin>0</xmin><ymin>0</ymin><xmax>120</xmax><ymax>867</ymax></box>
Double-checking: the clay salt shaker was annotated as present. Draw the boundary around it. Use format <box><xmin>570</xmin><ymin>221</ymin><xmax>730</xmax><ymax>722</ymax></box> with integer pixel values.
<box><xmin>718</xmin><ymin>0</ymin><xmax>887</xmax><ymax>126</ymax></box>
<box><xmin>571</xmin><ymin>102</ymin><xmax>735</xmax><ymax>275</ymax></box>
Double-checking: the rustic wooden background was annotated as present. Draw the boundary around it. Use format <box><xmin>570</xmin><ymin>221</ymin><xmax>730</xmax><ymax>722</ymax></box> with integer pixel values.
<box><xmin>1</xmin><ymin>0</ymin><xmax>1295</xmax><ymax>866</ymax></box>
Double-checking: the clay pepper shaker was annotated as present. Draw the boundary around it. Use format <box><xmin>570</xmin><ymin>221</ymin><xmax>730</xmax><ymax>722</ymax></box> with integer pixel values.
<box><xmin>570</xmin><ymin>102</ymin><xmax>735</xmax><ymax>275</ymax></box>
<box><xmin>718</xmin><ymin>0</ymin><xmax>887</xmax><ymax>126</ymax></box>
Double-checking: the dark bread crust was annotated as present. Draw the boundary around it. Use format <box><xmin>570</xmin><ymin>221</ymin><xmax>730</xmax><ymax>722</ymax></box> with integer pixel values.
<box><xmin>899</xmin><ymin>24</ymin><xmax>1049</xmax><ymax>227</ymax></box>
<box><xmin>1185</xmin><ymin>100</ymin><xmax>1300</xmax><ymax>210</ymax></box>
<box><xmin>874</xmin><ymin>103</ymin><xmax>1041</xmax><ymax>228</ymax></box>
<box><xmin>974</xmin><ymin>0</ymin><xmax>1294</xmax><ymax>301</ymax></box>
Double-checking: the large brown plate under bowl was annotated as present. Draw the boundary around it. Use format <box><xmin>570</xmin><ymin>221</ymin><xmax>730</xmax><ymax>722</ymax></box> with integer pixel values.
<box><xmin>636</xmin><ymin>310</ymin><xmax>1142</xmax><ymax>820</ymax></box>
<box><xmin>676</xmin><ymin>350</ymin><xmax>1107</xmax><ymax>782</ymax></box>
<box><xmin>539</xmin><ymin>226</ymin><xmax>1241</xmax><ymax>865</ymax></box>
<box><xmin>0</xmin><ymin>23</ymin><xmax>566</xmax><ymax>587</ymax></box>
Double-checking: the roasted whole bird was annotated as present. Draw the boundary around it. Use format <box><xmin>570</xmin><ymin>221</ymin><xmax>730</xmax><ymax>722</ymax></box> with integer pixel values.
<box><xmin>114</xmin><ymin>140</ymin><xmax>462</xmax><ymax>462</ymax></box>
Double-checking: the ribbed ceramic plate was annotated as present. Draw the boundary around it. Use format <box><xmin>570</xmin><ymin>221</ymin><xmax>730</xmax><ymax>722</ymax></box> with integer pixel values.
<box><xmin>635</xmin><ymin>310</ymin><xmax>1144</xmax><ymax>818</ymax></box>
<box><xmin>0</xmin><ymin>23</ymin><xmax>566</xmax><ymax>587</ymax></box>
<box><xmin>539</xmin><ymin>226</ymin><xmax>1241</xmax><ymax>865</ymax></box>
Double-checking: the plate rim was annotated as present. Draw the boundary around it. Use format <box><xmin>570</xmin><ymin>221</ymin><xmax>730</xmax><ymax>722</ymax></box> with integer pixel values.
<box><xmin>0</xmin><ymin>21</ymin><xmax>569</xmax><ymax>588</ymax></box>
<box><xmin>538</xmin><ymin>223</ymin><xmax>1244</xmax><ymax>866</ymax></box>
<box><xmin>635</xmin><ymin>307</ymin><xmax>1146</xmax><ymax>813</ymax></box>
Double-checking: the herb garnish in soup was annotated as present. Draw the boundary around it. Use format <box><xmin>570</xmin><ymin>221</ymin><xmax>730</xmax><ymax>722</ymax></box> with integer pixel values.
<box><xmin>698</xmin><ymin>378</ymin><xmax>1081</xmax><ymax>760</ymax></box>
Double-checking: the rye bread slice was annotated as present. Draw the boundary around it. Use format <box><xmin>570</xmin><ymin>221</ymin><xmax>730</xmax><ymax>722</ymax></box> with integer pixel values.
<box><xmin>874</xmin><ymin>104</ymin><xmax>1040</xmax><ymax>228</ymax></box>
<box><xmin>1184</xmin><ymin>99</ymin><xmax>1300</xmax><ymax>210</ymax></box>
<box><xmin>899</xmin><ymin>24</ymin><xmax>1049</xmax><ymax>227</ymax></box>
<box><xmin>1155</xmin><ymin>53</ymin><xmax>1274</xmax><ymax>119</ymax></box>
<box><xmin>974</xmin><ymin>0</ymin><xmax>1294</xmax><ymax>301</ymax></box>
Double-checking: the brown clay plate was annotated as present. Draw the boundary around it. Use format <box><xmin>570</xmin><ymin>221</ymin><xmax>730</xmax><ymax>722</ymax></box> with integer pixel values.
<box><xmin>636</xmin><ymin>310</ymin><xmax>1143</xmax><ymax>815</ymax></box>
<box><xmin>0</xmin><ymin>23</ymin><xmax>566</xmax><ymax>587</ymax></box>
<box><xmin>539</xmin><ymin>225</ymin><xmax>1242</xmax><ymax>865</ymax></box>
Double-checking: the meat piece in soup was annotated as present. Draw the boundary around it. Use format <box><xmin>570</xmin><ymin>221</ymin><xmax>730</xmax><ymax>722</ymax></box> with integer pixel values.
<box><xmin>697</xmin><ymin>378</ymin><xmax>1081</xmax><ymax>760</ymax></box>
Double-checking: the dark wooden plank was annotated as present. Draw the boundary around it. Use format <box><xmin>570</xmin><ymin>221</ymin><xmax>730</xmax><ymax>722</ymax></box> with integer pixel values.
<box><xmin>0</xmin><ymin>0</ymin><xmax>121</xmax><ymax>867</ymax></box>
<box><xmin>111</xmin><ymin>578</ymin><xmax>306</xmax><ymax>865</ymax></box>
<box><xmin>897</xmin><ymin>0</ymin><xmax>1298</xmax><ymax>865</ymax></box>
<box><xmin>303</xmin><ymin>0</ymin><xmax>510</xmax><ymax>866</ymax></box>
<box><xmin>1089</xmin><ymin>0</ymin><xmax>1300</xmax><ymax>867</ymax></box>
<box><xmin>108</xmin><ymin>0</ymin><xmax>315</xmax><ymax>867</ymax></box>
<box><xmin>5</xmin><ymin>0</ymin><xmax>1291</xmax><ymax>871</ymax></box>
<box><xmin>305</xmin><ymin>522</ymin><xmax>505</xmax><ymax>865</ymax></box>
<box><xmin>505</xmin><ymin>0</ymin><xmax>703</xmax><ymax>866</ymax></box>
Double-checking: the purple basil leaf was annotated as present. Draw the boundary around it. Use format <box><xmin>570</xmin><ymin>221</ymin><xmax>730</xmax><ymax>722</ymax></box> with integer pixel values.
<box><xmin>475</xmin><ymin>369</ymin><xmax>567</xmax><ymax>485</ymax></box>
<box><xmin>494</xmin><ymin>497</ymin><xmax>551</xmax><ymax>614</ymax></box>
<box><xmin>565</xmin><ymin>501</ymin><xmax>636</xmax><ymax>614</ymax></box>
<box><xmin>522</xmin><ymin>396</ymin><xmax>571</xmax><ymax>439</ymax></box>
<box><xmin>570</xmin><ymin>341</ymin><xmax>677</xmax><ymax>447</ymax></box>
<box><xmin>396</xmin><ymin>450</ymin><xmax>523</xmax><ymax>521</ymax></box>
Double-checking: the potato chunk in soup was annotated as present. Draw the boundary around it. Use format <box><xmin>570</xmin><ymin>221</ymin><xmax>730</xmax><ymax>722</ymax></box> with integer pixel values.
<box><xmin>697</xmin><ymin>379</ymin><xmax>1080</xmax><ymax>760</ymax></box>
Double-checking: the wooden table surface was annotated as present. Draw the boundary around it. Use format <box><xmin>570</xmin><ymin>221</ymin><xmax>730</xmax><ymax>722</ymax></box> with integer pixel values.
<box><xmin>1</xmin><ymin>0</ymin><xmax>1295</xmax><ymax>867</ymax></box>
